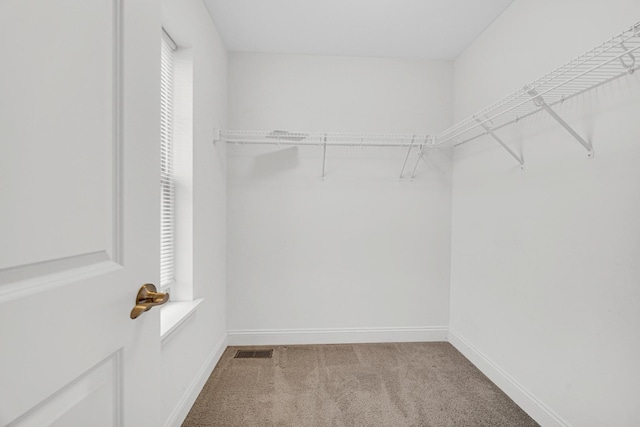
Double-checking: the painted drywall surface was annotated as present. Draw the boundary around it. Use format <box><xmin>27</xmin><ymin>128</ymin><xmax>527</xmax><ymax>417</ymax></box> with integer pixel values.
<box><xmin>228</xmin><ymin>53</ymin><xmax>453</xmax><ymax>133</ymax></box>
<box><xmin>451</xmin><ymin>1</ymin><xmax>640</xmax><ymax>426</ymax></box>
<box><xmin>227</xmin><ymin>54</ymin><xmax>453</xmax><ymax>341</ymax></box>
<box><xmin>160</xmin><ymin>0</ymin><xmax>227</xmax><ymax>425</ymax></box>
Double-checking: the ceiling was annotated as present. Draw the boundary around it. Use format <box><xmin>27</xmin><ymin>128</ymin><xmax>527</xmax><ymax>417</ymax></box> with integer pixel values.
<box><xmin>202</xmin><ymin>0</ymin><xmax>515</xmax><ymax>60</ymax></box>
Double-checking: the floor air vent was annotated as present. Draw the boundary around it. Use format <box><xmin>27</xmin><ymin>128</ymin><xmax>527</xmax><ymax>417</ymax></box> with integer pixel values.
<box><xmin>234</xmin><ymin>349</ymin><xmax>273</xmax><ymax>359</ymax></box>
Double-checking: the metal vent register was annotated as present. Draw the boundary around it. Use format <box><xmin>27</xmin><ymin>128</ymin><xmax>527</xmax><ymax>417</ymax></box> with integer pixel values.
<box><xmin>234</xmin><ymin>349</ymin><xmax>273</xmax><ymax>359</ymax></box>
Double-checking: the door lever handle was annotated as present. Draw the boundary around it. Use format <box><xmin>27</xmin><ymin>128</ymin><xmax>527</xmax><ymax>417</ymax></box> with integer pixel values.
<box><xmin>130</xmin><ymin>284</ymin><xmax>169</xmax><ymax>319</ymax></box>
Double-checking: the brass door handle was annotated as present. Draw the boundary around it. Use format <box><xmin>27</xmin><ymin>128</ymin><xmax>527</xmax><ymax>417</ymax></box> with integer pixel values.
<box><xmin>130</xmin><ymin>284</ymin><xmax>169</xmax><ymax>319</ymax></box>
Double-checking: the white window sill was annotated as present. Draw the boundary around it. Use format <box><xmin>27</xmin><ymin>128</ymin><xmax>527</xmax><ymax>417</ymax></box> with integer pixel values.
<box><xmin>161</xmin><ymin>298</ymin><xmax>203</xmax><ymax>342</ymax></box>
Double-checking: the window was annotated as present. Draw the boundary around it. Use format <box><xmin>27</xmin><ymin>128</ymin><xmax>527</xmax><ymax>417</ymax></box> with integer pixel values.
<box><xmin>159</xmin><ymin>28</ymin><xmax>200</xmax><ymax>338</ymax></box>
<box><xmin>160</xmin><ymin>30</ymin><xmax>177</xmax><ymax>293</ymax></box>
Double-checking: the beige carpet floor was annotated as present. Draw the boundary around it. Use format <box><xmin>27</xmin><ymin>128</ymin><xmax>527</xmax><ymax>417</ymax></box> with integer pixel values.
<box><xmin>182</xmin><ymin>342</ymin><xmax>539</xmax><ymax>426</ymax></box>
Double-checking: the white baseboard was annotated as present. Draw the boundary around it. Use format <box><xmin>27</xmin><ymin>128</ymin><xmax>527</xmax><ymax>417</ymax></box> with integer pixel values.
<box><xmin>448</xmin><ymin>329</ymin><xmax>569</xmax><ymax>427</ymax></box>
<box><xmin>227</xmin><ymin>326</ymin><xmax>448</xmax><ymax>346</ymax></box>
<box><xmin>163</xmin><ymin>333</ymin><xmax>228</xmax><ymax>427</ymax></box>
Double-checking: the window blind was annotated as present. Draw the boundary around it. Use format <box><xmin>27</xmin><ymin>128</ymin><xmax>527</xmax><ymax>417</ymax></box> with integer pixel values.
<box><xmin>160</xmin><ymin>33</ymin><xmax>176</xmax><ymax>290</ymax></box>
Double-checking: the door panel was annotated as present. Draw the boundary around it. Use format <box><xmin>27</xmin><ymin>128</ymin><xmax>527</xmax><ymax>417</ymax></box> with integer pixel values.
<box><xmin>0</xmin><ymin>0</ymin><xmax>118</xmax><ymax>270</ymax></box>
<box><xmin>9</xmin><ymin>353</ymin><xmax>120</xmax><ymax>427</ymax></box>
<box><xmin>0</xmin><ymin>0</ymin><xmax>161</xmax><ymax>426</ymax></box>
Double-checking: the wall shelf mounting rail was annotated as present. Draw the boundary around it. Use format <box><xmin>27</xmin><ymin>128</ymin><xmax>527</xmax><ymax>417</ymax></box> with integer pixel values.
<box><xmin>433</xmin><ymin>22</ymin><xmax>640</xmax><ymax>166</ymax></box>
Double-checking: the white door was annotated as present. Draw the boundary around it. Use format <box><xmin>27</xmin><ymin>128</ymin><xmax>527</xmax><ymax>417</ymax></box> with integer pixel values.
<box><xmin>0</xmin><ymin>1</ymin><xmax>162</xmax><ymax>426</ymax></box>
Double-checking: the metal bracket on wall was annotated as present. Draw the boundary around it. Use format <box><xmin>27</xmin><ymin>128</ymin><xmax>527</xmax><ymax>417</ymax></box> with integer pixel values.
<box><xmin>398</xmin><ymin>135</ymin><xmax>416</xmax><ymax>180</ymax></box>
<box><xmin>527</xmin><ymin>88</ymin><xmax>593</xmax><ymax>158</ymax></box>
<box><xmin>475</xmin><ymin>118</ymin><xmax>525</xmax><ymax>170</ymax></box>
<box><xmin>212</xmin><ymin>127</ymin><xmax>221</xmax><ymax>143</ymax></box>
<box><xmin>409</xmin><ymin>145</ymin><xmax>425</xmax><ymax>181</ymax></box>
<box><xmin>619</xmin><ymin>42</ymin><xmax>637</xmax><ymax>72</ymax></box>
<box><xmin>321</xmin><ymin>135</ymin><xmax>327</xmax><ymax>180</ymax></box>
<box><xmin>408</xmin><ymin>136</ymin><xmax>432</xmax><ymax>181</ymax></box>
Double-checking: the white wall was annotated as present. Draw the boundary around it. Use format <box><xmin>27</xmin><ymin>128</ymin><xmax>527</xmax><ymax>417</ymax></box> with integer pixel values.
<box><xmin>159</xmin><ymin>1</ymin><xmax>228</xmax><ymax>425</ymax></box>
<box><xmin>226</xmin><ymin>54</ymin><xmax>453</xmax><ymax>344</ymax></box>
<box><xmin>450</xmin><ymin>2</ymin><xmax>640</xmax><ymax>426</ymax></box>
<box><xmin>228</xmin><ymin>53</ymin><xmax>452</xmax><ymax>133</ymax></box>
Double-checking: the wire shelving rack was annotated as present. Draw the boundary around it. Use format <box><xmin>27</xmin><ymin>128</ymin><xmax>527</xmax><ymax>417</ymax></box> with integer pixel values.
<box><xmin>432</xmin><ymin>22</ymin><xmax>640</xmax><ymax>167</ymax></box>
<box><xmin>220</xmin><ymin>130</ymin><xmax>431</xmax><ymax>148</ymax></box>
<box><xmin>221</xmin><ymin>130</ymin><xmax>433</xmax><ymax>180</ymax></box>
<box><xmin>218</xmin><ymin>22</ymin><xmax>640</xmax><ymax>176</ymax></box>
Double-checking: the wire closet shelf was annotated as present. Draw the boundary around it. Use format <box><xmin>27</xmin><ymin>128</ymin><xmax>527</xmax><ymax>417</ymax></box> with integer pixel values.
<box><xmin>220</xmin><ymin>130</ymin><xmax>432</xmax><ymax>148</ymax></box>
<box><xmin>433</xmin><ymin>22</ymin><xmax>640</xmax><ymax>149</ymax></box>
<box><xmin>218</xmin><ymin>22</ymin><xmax>640</xmax><ymax>175</ymax></box>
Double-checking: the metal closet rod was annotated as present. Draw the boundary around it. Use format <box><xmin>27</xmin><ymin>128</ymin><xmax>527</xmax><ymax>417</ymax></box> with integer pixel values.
<box><xmin>221</xmin><ymin>131</ymin><xmax>436</xmax><ymax>181</ymax></box>
<box><xmin>219</xmin><ymin>130</ymin><xmax>433</xmax><ymax>148</ymax></box>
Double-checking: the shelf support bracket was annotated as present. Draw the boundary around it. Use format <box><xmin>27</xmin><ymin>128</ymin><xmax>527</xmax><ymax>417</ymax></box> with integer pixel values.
<box><xmin>409</xmin><ymin>137</ymin><xmax>430</xmax><ymax>180</ymax></box>
<box><xmin>409</xmin><ymin>146</ymin><xmax>425</xmax><ymax>180</ymax></box>
<box><xmin>321</xmin><ymin>135</ymin><xmax>327</xmax><ymax>180</ymax></box>
<box><xmin>619</xmin><ymin>42</ymin><xmax>636</xmax><ymax>73</ymax></box>
<box><xmin>399</xmin><ymin>135</ymin><xmax>415</xmax><ymax>180</ymax></box>
<box><xmin>475</xmin><ymin>118</ymin><xmax>524</xmax><ymax>169</ymax></box>
<box><xmin>527</xmin><ymin>88</ymin><xmax>593</xmax><ymax>158</ymax></box>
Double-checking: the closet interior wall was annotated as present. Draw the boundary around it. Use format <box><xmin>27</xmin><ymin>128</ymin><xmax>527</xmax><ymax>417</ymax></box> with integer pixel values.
<box><xmin>450</xmin><ymin>1</ymin><xmax>640</xmax><ymax>426</ymax></box>
<box><xmin>226</xmin><ymin>54</ymin><xmax>454</xmax><ymax>344</ymax></box>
